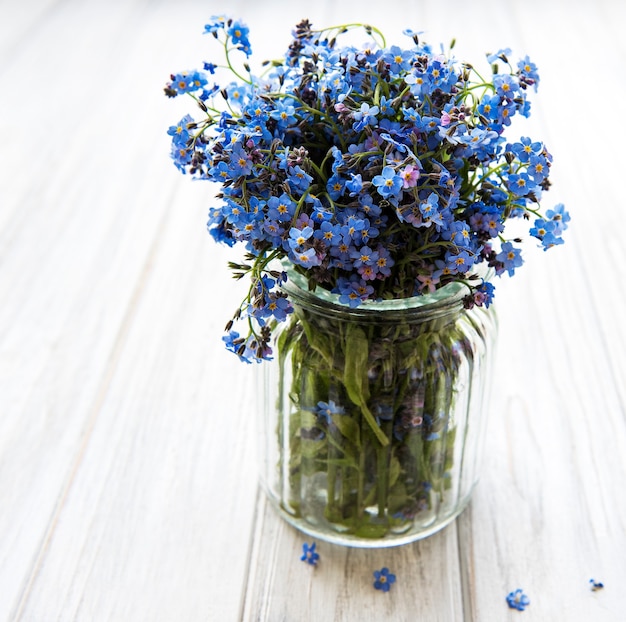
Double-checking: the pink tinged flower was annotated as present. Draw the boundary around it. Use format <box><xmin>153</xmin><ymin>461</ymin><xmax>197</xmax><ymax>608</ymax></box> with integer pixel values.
<box><xmin>440</xmin><ymin>111</ymin><xmax>451</xmax><ymax>127</ymax></box>
<box><xmin>400</xmin><ymin>164</ymin><xmax>420</xmax><ymax>188</ymax></box>
<box><xmin>359</xmin><ymin>265</ymin><xmax>377</xmax><ymax>281</ymax></box>
<box><xmin>417</xmin><ymin>273</ymin><xmax>439</xmax><ymax>293</ymax></box>
<box><xmin>364</xmin><ymin>132</ymin><xmax>383</xmax><ymax>151</ymax></box>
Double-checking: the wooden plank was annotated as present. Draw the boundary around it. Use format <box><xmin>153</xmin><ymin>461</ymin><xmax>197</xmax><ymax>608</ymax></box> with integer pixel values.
<box><xmin>0</xmin><ymin>1</ymin><xmax>248</xmax><ymax>619</ymax></box>
<box><xmin>459</xmin><ymin>1</ymin><xmax>626</xmax><ymax>619</ymax></box>
<box><xmin>242</xmin><ymin>495</ymin><xmax>464</xmax><ymax>622</ymax></box>
<box><xmin>0</xmin><ymin>0</ymin><xmax>61</xmax><ymax>64</ymax></box>
<box><xmin>460</xmin><ymin>199</ymin><xmax>626</xmax><ymax>621</ymax></box>
<box><xmin>2</xmin><ymin>1</ymin><xmax>257</xmax><ymax>620</ymax></box>
<box><xmin>14</xmin><ymin>181</ymin><xmax>259</xmax><ymax>620</ymax></box>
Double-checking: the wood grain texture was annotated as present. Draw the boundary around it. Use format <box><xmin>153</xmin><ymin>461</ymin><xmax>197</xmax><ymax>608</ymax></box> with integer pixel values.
<box><xmin>0</xmin><ymin>0</ymin><xmax>624</xmax><ymax>620</ymax></box>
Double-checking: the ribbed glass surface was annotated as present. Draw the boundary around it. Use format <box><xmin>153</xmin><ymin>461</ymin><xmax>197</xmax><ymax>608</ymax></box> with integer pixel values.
<box><xmin>259</xmin><ymin>278</ymin><xmax>498</xmax><ymax>547</ymax></box>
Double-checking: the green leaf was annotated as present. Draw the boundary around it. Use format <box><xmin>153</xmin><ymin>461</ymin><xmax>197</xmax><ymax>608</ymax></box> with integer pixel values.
<box><xmin>387</xmin><ymin>482</ymin><xmax>409</xmax><ymax>514</ymax></box>
<box><xmin>343</xmin><ymin>324</ymin><xmax>370</xmax><ymax>404</ymax></box>
<box><xmin>388</xmin><ymin>454</ymin><xmax>402</xmax><ymax>488</ymax></box>
<box><xmin>301</xmin><ymin>438</ymin><xmax>326</xmax><ymax>458</ymax></box>
<box><xmin>331</xmin><ymin>413</ymin><xmax>361</xmax><ymax>447</ymax></box>
<box><xmin>354</xmin><ymin>523</ymin><xmax>389</xmax><ymax>539</ymax></box>
<box><xmin>298</xmin><ymin>311</ymin><xmax>334</xmax><ymax>367</ymax></box>
<box><xmin>326</xmin><ymin>433</ymin><xmax>357</xmax><ymax>463</ymax></box>
<box><xmin>343</xmin><ymin>324</ymin><xmax>389</xmax><ymax>446</ymax></box>
<box><xmin>300</xmin><ymin>410</ymin><xmax>318</xmax><ymax>429</ymax></box>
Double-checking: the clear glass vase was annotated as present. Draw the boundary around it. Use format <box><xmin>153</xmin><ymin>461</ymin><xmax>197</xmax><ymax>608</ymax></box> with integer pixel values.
<box><xmin>259</xmin><ymin>272</ymin><xmax>497</xmax><ymax>547</ymax></box>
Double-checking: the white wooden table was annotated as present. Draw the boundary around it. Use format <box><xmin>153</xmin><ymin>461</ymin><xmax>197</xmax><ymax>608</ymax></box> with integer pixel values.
<box><xmin>1</xmin><ymin>1</ymin><xmax>625</xmax><ymax>620</ymax></box>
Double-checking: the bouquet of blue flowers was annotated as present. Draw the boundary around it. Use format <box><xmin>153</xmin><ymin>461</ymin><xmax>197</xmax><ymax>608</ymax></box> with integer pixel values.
<box><xmin>165</xmin><ymin>17</ymin><xmax>568</xmax><ymax>542</ymax></box>
<box><xmin>165</xmin><ymin>17</ymin><xmax>567</xmax><ymax>363</ymax></box>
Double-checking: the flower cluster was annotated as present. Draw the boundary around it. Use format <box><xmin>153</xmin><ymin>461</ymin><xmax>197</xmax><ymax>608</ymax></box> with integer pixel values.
<box><xmin>165</xmin><ymin>17</ymin><xmax>568</xmax><ymax>362</ymax></box>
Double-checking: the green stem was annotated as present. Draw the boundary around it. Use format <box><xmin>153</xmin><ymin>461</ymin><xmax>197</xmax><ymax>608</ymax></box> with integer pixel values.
<box><xmin>356</xmin><ymin>435</ymin><xmax>366</xmax><ymax>522</ymax></box>
<box><xmin>327</xmin><ymin>453</ymin><xmax>337</xmax><ymax>515</ymax></box>
<box><xmin>376</xmin><ymin>441</ymin><xmax>389</xmax><ymax>518</ymax></box>
<box><xmin>223</xmin><ymin>39</ymin><xmax>253</xmax><ymax>85</ymax></box>
<box><xmin>311</xmin><ymin>23</ymin><xmax>387</xmax><ymax>48</ymax></box>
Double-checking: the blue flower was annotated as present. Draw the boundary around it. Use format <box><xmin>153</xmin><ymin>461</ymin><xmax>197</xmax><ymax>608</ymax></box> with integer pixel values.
<box><xmin>270</xmin><ymin>101</ymin><xmax>297</xmax><ymax>128</ymax></box>
<box><xmin>373</xmin><ymin>567</ymin><xmax>396</xmax><ymax>592</ymax></box>
<box><xmin>375</xmin><ymin>246</ymin><xmax>394</xmax><ymax>277</ymax></box>
<box><xmin>314</xmin><ymin>220</ymin><xmax>342</xmax><ymax>247</ymax></box>
<box><xmin>326</xmin><ymin>174</ymin><xmax>347</xmax><ymax>200</ymax></box>
<box><xmin>301</xmin><ymin>542</ymin><xmax>319</xmax><ymax>566</ymax></box>
<box><xmin>589</xmin><ymin>579</ymin><xmax>604</xmax><ymax>591</ymax></box>
<box><xmin>287</xmin><ymin>165</ymin><xmax>313</xmax><ymax>193</ymax></box>
<box><xmin>265</xmin><ymin>294</ymin><xmax>293</xmax><ymax>321</ymax></box>
<box><xmin>170</xmin><ymin>144</ymin><xmax>192</xmax><ymax>171</ymax></box>
<box><xmin>456</xmin><ymin>127</ymin><xmax>499</xmax><ymax>158</ymax></box>
<box><xmin>517</xmin><ymin>56</ymin><xmax>540</xmax><ymax>90</ymax></box>
<box><xmin>335</xmin><ymin>276</ymin><xmax>374</xmax><ymax>307</ymax></box>
<box><xmin>383</xmin><ymin>46</ymin><xmax>413</xmax><ymax>74</ymax></box>
<box><xmin>496</xmin><ymin>241</ymin><xmax>523</xmax><ymax>276</ymax></box>
<box><xmin>445</xmin><ymin>249</ymin><xmax>474</xmax><ymax>274</ymax></box>
<box><xmin>345</xmin><ymin>173</ymin><xmax>363</xmax><ymax>196</ymax></box>
<box><xmin>529</xmin><ymin>218</ymin><xmax>559</xmax><ymax>248</ymax></box>
<box><xmin>546</xmin><ymin>203</ymin><xmax>570</xmax><ymax>235</ymax></box>
<box><xmin>418</xmin><ymin>192</ymin><xmax>440</xmax><ymax>219</ymax></box>
<box><xmin>221</xmin><ymin>331</ymin><xmax>268</xmax><ymax>363</ymax></box>
<box><xmin>372</xmin><ymin>166</ymin><xmax>403</xmax><ymax>200</ymax></box>
<box><xmin>487</xmin><ymin>47</ymin><xmax>512</xmax><ymax>64</ymax></box>
<box><xmin>340</xmin><ymin>214</ymin><xmax>367</xmax><ymax>244</ymax></box>
<box><xmin>506</xmin><ymin>589</ymin><xmax>530</xmax><ymax>611</ymax></box>
<box><xmin>405</xmin><ymin>70</ymin><xmax>429</xmax><ymax>96</ymax></box>
<box><xmin>224</xmin><ymin>82</ymin><xmax>248</xmax><ymax>108</ymax></box>
<box><xmin>350</xmin><ymin>245</ymin><xmax>378</xmax><ymax>269</ymax></box>
<box><xmin>507</xmin><ymin>172</ymin><xmax>536</xmax><ymax>196</ymax></box>
<box><xmin>167</xmin><ymin>114</ymin><xmax>193</xmax><ymax>146</ymax></box>
<box><xmin>378</xmin><ymin>95</ymin><xmax>395</xmax><ymax>118</ymax></box>
<box><xmin>316</xmin><ymin>400</ymin><xmax>345</xmax><ymax>424</ymax></box>
<box><xmin>168</xmin><ymin>71</ymin><xmax>208</xmax><ymax>96</ymax></box>
<box><xmin>528</xmin><ymin>153</ymin><xmax>549</xmax><ymax>181</ymax></box>
<box><xmin>509</xmin><ymin>137</ymin><xmax>542</xmax><ymax>163</ymax></box>
<box><xmin>288</xmin><ymin>225</ymin><xmax>314</xmax><ymax>251</ymax></box>
<box><xmin>477</xmin><ymin>94</ymin><xmax>501</xmax><ymax>121</ymax></box>
<box><xmin>290</xmin><ymin>247</ymin><xmax>321</xmax><ymax>268</ymax></box>
<box><xmin>475</xmin><ymin>282</ymin><xmax>495</xmax><ymax>308</ymax></box>
<box><xmin>204</xmin><ymin>15</ymin><xmax>228</xmax><ymax>34</ymax></box>
<box><xmin>352</xmin><ymin>102</ymin><xmax>380</xmax><ymax>131</ymax></box>
<box><xmin>229</xmin><ymin>145</ymin><xmax>254</xmax><ymax>176</ymax></box>
<box><xmin>441</xmin><ymin>219</ymin><xmax>472</xmax><ymax>248</ymax></box>
<box><xmin>494</xmin><ymin>74</ymin><xmax>519</xmax><ymax>98</ymax></box>
<box><xmin>359</xmin><ymin>218</ymin><xmax>379</xmax><ymax>245</ymax></box>
<box><xmin>267</xmin><ymin>193</ymin><xmax>296</xmax><ymax>222</ymax></box>
<box><xmin>228</xmin><ymin>20</ymin><xmax>251</xmax><ymax>49</ymax></box>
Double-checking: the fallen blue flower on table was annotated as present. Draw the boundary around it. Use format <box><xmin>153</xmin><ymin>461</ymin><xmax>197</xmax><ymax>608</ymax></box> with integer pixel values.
<box><xmin>506</xmin><ymin>588</ymin><xmax>530</xmax><ymax>611</ymax></box>
<box><xmin>373</xmin><ymin>567</ymin><xmax>396</xmax><ymax>592</ymax></box>
<box><xmin>300</xmin><ymin>542</ymin><xmax>319</xmax><ymax>566</ymax></box>
<box><xmin>589</xmin><ymin>578</ymin><xmax>604</xmax><ymax>591</ymax></box>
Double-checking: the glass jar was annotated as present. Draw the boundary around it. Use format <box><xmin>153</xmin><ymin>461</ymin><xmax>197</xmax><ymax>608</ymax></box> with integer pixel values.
<box><xmin>259</xmin><ymin>271</ymin><xmax>497</xmax><ymax>547</ymax></box>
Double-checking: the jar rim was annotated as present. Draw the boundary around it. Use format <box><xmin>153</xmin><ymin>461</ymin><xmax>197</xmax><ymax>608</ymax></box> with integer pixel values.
<box><xmin>281</xmin><ymin>266</ymin><xmax>492</xmax><ymax>321</ymax></box>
